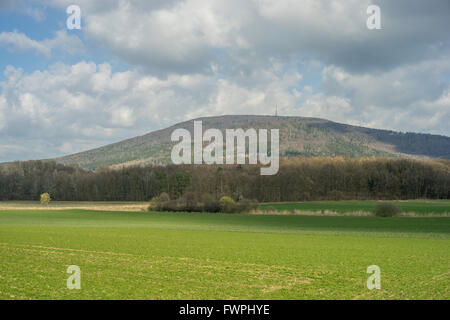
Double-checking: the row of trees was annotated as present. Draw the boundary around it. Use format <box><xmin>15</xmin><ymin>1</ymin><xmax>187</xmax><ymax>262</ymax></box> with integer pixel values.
<box><xmin>0</xmin><ymin>157</ymin><xmax>449</xmax><ymax>202</ymax></box>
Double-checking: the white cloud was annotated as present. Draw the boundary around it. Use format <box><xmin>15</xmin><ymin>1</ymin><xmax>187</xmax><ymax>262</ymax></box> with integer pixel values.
<box><xmin>0</xmin><ymin>0</ymin><xmax>46</xmax><ymax>21</ymax></box>
<box><xmin>111</xmin><ymin>107</ymin><xmax>135</xmax><ymax>127</ymax></box>
<box><xmin>0</xmin><ymin>29</ymin><xmax>84</xmax><ymax>58</ymax></box>
<box><xmin>0</xmin><ymin>96</ymin><xmax>6</xmax><ymax>131</ymax></box>
<box><xmin>319</xmin><ymin>58</ymin><xmax>450</xmax><ymax>134</ymax></box>
<box><xmin>59</xmin><ymin>142</ymin><xmax>73</xmax><ymax>153</ymax></box>
<box><xmin>44</xmin><ymin>30</ymin><xmax>85</xmax><ymax>55</ymax></box>
<box><xmin>44</xmin><ymin>0</ymin><xmax>450</xmax><ymax>74</ymax></box>
<box><xmin>0</xmin><ymin>30</ymin><xmax>51</xmax><ymax>57</ymax></box>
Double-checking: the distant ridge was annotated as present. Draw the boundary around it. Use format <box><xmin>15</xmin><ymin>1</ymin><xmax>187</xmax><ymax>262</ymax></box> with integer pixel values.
<box><xmin>53</xmin><ymin>115</ymin><xmax>450</xmax><ymax>170</ymax></box>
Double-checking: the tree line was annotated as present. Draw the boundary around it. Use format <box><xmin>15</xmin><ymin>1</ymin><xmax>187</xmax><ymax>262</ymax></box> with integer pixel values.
<box><xmin>0</xmin><ymin>157</ymin><xmax>449</xmax><ymax>202</ymax></box>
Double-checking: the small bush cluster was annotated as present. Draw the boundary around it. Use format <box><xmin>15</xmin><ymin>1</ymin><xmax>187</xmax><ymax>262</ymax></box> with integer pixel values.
<box><xmin>40</xmin><ymin>192</ymin><xmax>51</xmax><ymax>205</ymax></box>
<box><xmin>373</xmin><ymin>202</ymin><xmax>402</xmax><ymax>217</ymax></box>
<box><xmin>148</xmin><ymin>192</ymin><xmax>258</xmax><ymax>213</ymax></box>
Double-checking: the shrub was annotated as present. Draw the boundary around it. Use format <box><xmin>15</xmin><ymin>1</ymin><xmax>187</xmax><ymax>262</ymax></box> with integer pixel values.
<box><xmin>202</xmin><ymin>193</ymin><xmax>220</xmax><ymax>213</ymax></box>
<box><xmin>148</xmin><ymin>192</ymin><xmax>171</xmax><ymax>211</ymax></box>
<box><xmin>182</xmin><ymin>192</ymin><xmax>195</xmax><ymax>211</ymax></box>
<box><xmin>219</xmin><ymin>196</ymin><xmax>235</xmax><ymax>204</ymax></box>
<box><xmin>148</xmin><ymin>197</ymin><xmax>159</xmax><ymax>210</ymax></box>
<box><xmin>235</xmin><ymin>198</ymin><xmax>259</xmax><ymax>213</ymax></box>
<box><xmin>203</xmin><ymin>200</ymin><xmax>221</xmax><ymax>213</ymax></box>
<box><xmin>373</xmin><ymin>202</ymin><xmax>402</xmax><ymax>217</ymax></box>
<box><xmin>159</xmin><ymin>192</ymin><xmax>170</xmax><ymax>202</ymax></box>
<box><xmin>148</xmin><ymin>192</ymin><xmax>259</xmax><ymax>214</ymax></box>
<box><xmin>219</xmin><ymin>196</ymin><xmax>236</xmax><ymax>213</ymax></box>
<box><xmin>40</xmin><ymin>193</ymin><xmax>51</xmax><ymax>205</ymax></box>
<box><xmin>158</xmin><ymin>199</ymin><xmax>183</xmax><ymax>212</ymax></box>
<box><xmin>201</xmin><ymin>193</ymin><xmax>215</xmax><ymax>203</ymax></box>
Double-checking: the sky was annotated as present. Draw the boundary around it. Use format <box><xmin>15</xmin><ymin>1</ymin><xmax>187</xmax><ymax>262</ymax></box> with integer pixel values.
<box><xmin>0</xmin><ymin>0</ymin><xmax>449</xmax><ymax>162</ymax></box>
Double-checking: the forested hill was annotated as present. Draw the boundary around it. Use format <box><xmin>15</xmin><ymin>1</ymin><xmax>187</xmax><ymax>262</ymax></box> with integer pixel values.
<box><xmin>53</xmin><ymin>115</ymin><xmax>450</xmax><ymax>170</ymax></box>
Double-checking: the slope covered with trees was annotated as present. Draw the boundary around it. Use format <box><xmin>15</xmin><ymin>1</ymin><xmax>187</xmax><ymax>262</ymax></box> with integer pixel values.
<box><xmin>52</xmin><ymin>115</ymin><xmax>450</xmax><ymax>170</ymax></box>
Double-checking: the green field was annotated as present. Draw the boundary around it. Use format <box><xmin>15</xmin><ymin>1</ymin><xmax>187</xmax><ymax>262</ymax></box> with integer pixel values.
<box><xmin>1</xmin><ymin>200</ymin><xmax>449</xmax><ymax>216</ymax></box>
<box><xmin>1</xmin><ymin>208</ymin><xmax>449</xmax><ymax>300</ymax></box>
<box><xmin>259</xmin><ymin>200</ymin><xmax>450</xmax><ymax>215</ymax></box>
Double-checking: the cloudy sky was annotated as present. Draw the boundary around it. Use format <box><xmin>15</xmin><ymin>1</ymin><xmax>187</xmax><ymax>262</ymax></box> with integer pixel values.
<box><xmin>0</xmin><ymin>0</ymin><xmax>449</xmax><ymax>162</ymax></box>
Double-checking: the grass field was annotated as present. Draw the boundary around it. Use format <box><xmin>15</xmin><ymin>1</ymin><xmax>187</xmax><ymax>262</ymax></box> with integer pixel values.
<box><xmin>2</xmin><ymin>200</ymin><xmax>449</xmax><ymax>216</ymax></box>
<box><xmin>1</xmin><ymin>206</ymin><xmax>449</xmax><ymax>300</ymax></box>
<box><xmin>0</xmin><ymin>201</ymin><xmax>147</xmax><ymax>212</ymax></box>
<box><xmin>259</xmin><ymin>200</ymin><xmax>450</xmax><ymax>215</ymax></box>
